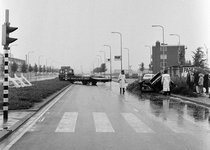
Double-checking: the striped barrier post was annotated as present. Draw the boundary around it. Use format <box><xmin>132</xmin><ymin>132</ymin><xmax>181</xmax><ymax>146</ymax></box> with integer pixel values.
<box><xmin>3</xmin><ymin>47</ymin><xmax>9</xmax><ymax>126</ymax></box>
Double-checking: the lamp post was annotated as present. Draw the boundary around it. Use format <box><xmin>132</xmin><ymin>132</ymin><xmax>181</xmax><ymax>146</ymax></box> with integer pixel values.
<box><xmin>27</xmin><ymin>51</ymin><xmax>34</xmax><ymax>80</ymax></box>
<box><xmin>28</xmin><ymin>51</ymin><xmax>34</xmax><ymax>66</ymax></box>
<box><xmin>124</xmin><ymin>48</ymin><xmax>130</xmax><ymax>74</ymax></box>
<box><xmin>111</xmin><ymin>32</ymin><xmax>122</xmax><ymax>71</ymax></box>
<box><xmin>99</xmin><ymin>51</ymin><xmax>106</xmax><ymax>63</ymax></box>
<box><xmin>170</xmin><ymin>34</ymin><xmax>180</xmax><ymax>65</ymax></box>
<box><xmin>100</xmin><ymin>51</ymin><xmax>106</xmax><ymax>76</ymax></box>
<box><xmin>9</xmin><ymin>44</ymin><xmax>18</xmax><ymax>58</ymax></box>
<box><xmin>46</xmin><ymin>58</ymin><xmax>51</xmax><ymax>73</ymax></box>
<box><xmin>152</xmin><ymin>25</ymin><xmax>165</xmax><ymax>71</ymax></box>
<box><xmin>95</xmin><ymin>58</ymin><xmax>99</xmax><ymax>67</ymax></box>
<box><xmin>170</xmin><ymin>33</ymin><xmax>181</xmax><ymax>77</ymax></box>
<box><xmin>97</xmin><ymin>55</ymin><xmax>102</xmax><ymax>65</ymax></box>
<box><xmin>38</xmin><ymin>55</ymin><xmax>44</xmax><ymax>68</ymax></box>
<box><xmin>38</xmin><ymin>55</ymin><xmax>44</xmax><ymax>78</ymax></box>
<box><xmin>104</xmin><ymin>45</ymin><xmax>112</xmax><ymax>80</ymax></box>
<box><xmin>145</xmin><ymin>45</ymin><xmax>152</xmax><ymax>68</ymax></box>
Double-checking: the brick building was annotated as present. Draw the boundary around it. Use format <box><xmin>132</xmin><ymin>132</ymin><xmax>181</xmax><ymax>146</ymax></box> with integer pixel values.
<box><xmin>152</xmin><ymin>41</ymin><xmax>186</xmax><ymax>75</ymax></box>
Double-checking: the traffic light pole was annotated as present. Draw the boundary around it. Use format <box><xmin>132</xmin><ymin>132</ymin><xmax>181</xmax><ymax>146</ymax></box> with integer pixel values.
<box><xmin>2</xmin><ymin>10</ymin><xmax>10</xmax><ymax>128</ymax></box>
<box><xmin>3</xmin><ymin>46</ymin><xmax>9</xmax><ymax>126</ymax></box>
<box><xmin>2</xmin><ymin>9</ymin><xmax>18</xmax><ymax>128</ymax></box>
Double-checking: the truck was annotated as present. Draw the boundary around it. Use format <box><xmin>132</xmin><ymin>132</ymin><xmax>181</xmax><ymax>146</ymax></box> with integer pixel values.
<box><xmin>59</xmin><ymin>66</ymin><xmax>111</xmax><ymax>85</ymax></box>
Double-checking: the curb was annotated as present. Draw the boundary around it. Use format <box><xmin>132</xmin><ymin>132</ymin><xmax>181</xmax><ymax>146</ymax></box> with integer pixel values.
<box><xmin>171</xmin><ymin>94</ymin><xmax>210</xmax><ymax>108</ymax></box>
<box><xmin>0</xmin><ymin>84</ymin><xmax>72</xmax><ymax>142</ymax></box>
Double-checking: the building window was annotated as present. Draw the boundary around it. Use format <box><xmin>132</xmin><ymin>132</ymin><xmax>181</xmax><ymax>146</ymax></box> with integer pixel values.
<box><xmin>160</xmin><ymin>62</ymin><xmax>167</xmax><ymax>68</ymax></box>
<box><xmin>160</xmin><ymin>54</ymin><xmax>167</xmax><ymax>59</ymax></box>
<box><xmin>160</xmin><ymin>46</ymin><xmax>167</xmax><ymax>51</ymax></box>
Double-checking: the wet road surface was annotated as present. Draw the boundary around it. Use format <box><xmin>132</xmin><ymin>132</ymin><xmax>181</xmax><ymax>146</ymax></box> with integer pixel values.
<box><xmin>1</xmin><ymin>81</ymin><xmax>210</xmax><ymax>150</ymax></box>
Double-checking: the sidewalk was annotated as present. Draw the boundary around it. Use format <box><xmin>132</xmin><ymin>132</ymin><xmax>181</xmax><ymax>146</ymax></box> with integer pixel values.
<box><xmin>171</xmin><ymin>93</ymin><xmax>210</xmax><ymax>108</ymax></box>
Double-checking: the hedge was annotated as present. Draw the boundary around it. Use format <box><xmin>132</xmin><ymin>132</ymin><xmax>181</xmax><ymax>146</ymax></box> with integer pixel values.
<box><xmin>0</xmin><ymin>78</ymin><xmax>71</xmax><ymax>110</ymax></box>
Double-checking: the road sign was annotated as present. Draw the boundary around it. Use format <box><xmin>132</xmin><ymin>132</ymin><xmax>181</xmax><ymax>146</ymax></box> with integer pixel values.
<box><xmin>114</xmin><ymin>56</ymin><xmax>121</xmax><ymax>61</ymax></box>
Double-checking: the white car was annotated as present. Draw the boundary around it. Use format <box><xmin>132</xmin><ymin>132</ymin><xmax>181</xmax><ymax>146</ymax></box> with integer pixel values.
<box><xmin>142</xmin><ymin>74</ymin><xmax>154</xmax><ymax>81</ymax></box>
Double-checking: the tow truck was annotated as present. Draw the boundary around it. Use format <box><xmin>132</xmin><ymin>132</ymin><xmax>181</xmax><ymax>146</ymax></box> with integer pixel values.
<box><xmin>59</xmin><ymin>66</ymin><xmax>111</xmax><ymax>85</ymax></box>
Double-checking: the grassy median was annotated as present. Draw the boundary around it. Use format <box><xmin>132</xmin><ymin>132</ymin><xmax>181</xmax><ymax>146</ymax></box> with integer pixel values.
<box><xmin>0</xmin><ymin>78</ymin><xmax>71</xmax><ymax>110</ymax></box>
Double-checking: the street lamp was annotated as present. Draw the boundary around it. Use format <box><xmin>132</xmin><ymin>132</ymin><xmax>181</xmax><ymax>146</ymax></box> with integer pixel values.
<box><xmin>170</xmin><ymin>33</ymin><xmax>181</xmax><ymax>77</ymax></box>
<box><xmin>111</xmin><ymin>32</ymin><xmax>123</xmax><ymax>71</ymax></box>
<box><xmin>95</xmin><ymin>58</ymin><xmax>99</xmax><ymax>67</ymax></box>
<box><xmin>124</xmin><ymin>48</ymin><xmax>130</xmax><ymax>74</ymax></box>
<box><xmin>9</xmin><ymin>44</ymin><xmax>18</xmax><ymax>58</ymax></box>
<box><xmin>99</xmin><ymin>51</ymin><xmax>106</xmax><ymax>63</ymax></box>
<box><xmin>97</xmin><ymin>55</ymin><xmax>102</xmax><ymax>65</ymax></box>
<box><xmin>104</xmin><ymin>45</ymin><xmax>112</xmax><ymax>80</ymax></box>
<box><xmin>46</xmin><ymin>58</ymin><xmax>51</xmax><ymax>72</ymax></box>
<box><xmin>28</xmin><ymin>51</ymin><xmax>34</xmax><ymax>66</ymax></box>
<box><xmin>170</xmin><ymin>34</ymin><xmax>180</xmax><ymax>65</ymax></box>
<box><xmin>145</xmin><ymin>45</ymin><xmax>152</xmax><ymax>67</ymax></box>
<box><xmin>27</xmin><ymin>51</ymin><xmax>34</xmax><ymax>80</ymax></box>
<box><xmin>38</xmin><ymin>55</ymin><xmax>44</xmax><ymax>67</ymax></box>
<box><xmin>152</xmin><ymin>25</ymin><xmax>165</xmax><ymax>70</ymax></box>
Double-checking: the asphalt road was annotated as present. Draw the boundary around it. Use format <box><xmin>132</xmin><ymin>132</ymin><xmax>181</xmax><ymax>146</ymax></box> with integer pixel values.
<box><xmin>2</xmin><ymin>81</ymin><xmax>210</xmax><ymax>150</ymax></box>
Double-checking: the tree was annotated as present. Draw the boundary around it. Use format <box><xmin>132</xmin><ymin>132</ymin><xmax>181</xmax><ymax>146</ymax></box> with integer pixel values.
<box><xmin>192</xmin><ymin>47</ymin><xmax>206</xmax><ymax>68</ymax></box>
<box><xmin>28</xmin><ymin>64</ymin><xmax>33</xmax><ymax>72</ymax></box>
<box><xmin>38</xmin><ymin>65</ymin><xmax>42</xmax><ymax>73</ymax></box>
<box><xmin>100</xmin><ymin>63</ymin><xmax>107</xmax><ymax>73</ymax></box>
<box><xmin>21</xmin><ymin>61</ymin><xmax>28</xmax><ymax>73</ymax></box>
<box><xmin>185</xmin><ymin>60</ymin><xmax>192</xmax><ymax>66</ymax></box>
<box><xmin>33</xmin><ymin>63</ymin><xmax>38</xmax><ymax>73</ymax></box>
<box><xmin>139</xmin><ymin>62</ymin><xmax>145</xmax><ymax>72</ymax></box>
<box><xmin>42</xmin><ymin>65</ymin><xmax>46</xmax><ymax>72</ymax></box>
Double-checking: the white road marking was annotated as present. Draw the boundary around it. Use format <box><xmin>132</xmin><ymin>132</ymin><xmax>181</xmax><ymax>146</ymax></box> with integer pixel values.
<box><xmin>55</xmin><ymin>112</ymin><xmax>78</xmax><ymax>132</ymax></box>
<box><xmin>133</xmin><ymin>108</ymin><xmax>139</xmax><ymax>112</ymax></box>
<box><xmin>2</xmin><ymin>85</ymin><xmax>73</xmax><ymax>150</ymax></box>
<box><xmin>121</xmin><ymin>113</ymin><xmax>154</xmax><ymax>133</ymax></box>
<box><xmin>93</xmin><ymin>112</ymin><xmax>115</xmax><ymax>132</ymax></box>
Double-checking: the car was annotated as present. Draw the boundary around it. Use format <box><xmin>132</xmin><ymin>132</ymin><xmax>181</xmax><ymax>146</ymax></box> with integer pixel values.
<box><xmin>142</xmin><ymin>74</ymin><xmax>154</xmax><ymax>80</ymax></box>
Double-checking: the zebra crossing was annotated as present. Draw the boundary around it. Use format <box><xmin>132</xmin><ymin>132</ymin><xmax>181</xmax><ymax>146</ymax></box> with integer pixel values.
<box><xmin>31</xmin><ymin>112</ymin><xmax>195</xmax><ymax>134</ymax></box>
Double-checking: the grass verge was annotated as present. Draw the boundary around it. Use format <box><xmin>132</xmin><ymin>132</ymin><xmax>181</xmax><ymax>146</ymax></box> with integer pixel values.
<box><xmin>0</xmin><ymin>78</ymin><xmax>71</xmax><ymax>110</ymax></box>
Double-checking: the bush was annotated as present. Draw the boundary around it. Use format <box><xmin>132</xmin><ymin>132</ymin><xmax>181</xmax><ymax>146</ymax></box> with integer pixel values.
<box><xmin>171</xmin><ymin>77</ymin><xmax>197</xmax><ymax>97</ymax></box>
<box><xmin>0</xmin><ymin>78</ymin><xmax>71</xmax><ymax>110</ymax></box>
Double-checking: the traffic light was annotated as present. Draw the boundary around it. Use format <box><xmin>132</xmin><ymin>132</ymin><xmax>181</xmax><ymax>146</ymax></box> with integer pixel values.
<box><xmin>2</xmin><ymin>23</ymin><xmax>18</xmax><ymax>48</ymax></box>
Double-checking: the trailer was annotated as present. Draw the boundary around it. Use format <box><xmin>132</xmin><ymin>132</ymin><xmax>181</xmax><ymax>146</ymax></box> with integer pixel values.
<box><xmin>59</xmin><ymin>67</ymin><xmax>111</xmax><ymax>85</ymax></box>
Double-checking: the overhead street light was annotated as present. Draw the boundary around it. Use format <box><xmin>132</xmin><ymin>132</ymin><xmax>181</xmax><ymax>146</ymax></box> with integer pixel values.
<box><xmin>124</xmin><ymin>48</ymin><xmax>130</xmax><ymax>74</ymax></box>
<box><xmin>99</xmin><ymin>51</ymin><xmax>106</xmax><ymax>63</ymax></box>
<box><xmin>38</xmin><ymin>55</ymin><xmax>44</xmax><ymax>67</ymax></box>
<box><xmin>170</xmin><ymin>34</ymin><xmax>180</xmax><ymax>65</ymax></box>
<box><xmin>95</xmin><ymin>58</ymin><xmax>99</xmax><ymax>67</ymax></box>
<box><xmin>28</xmin><ymin>51</ymin><xmax>34</xmax><ymax>66</ymax></box>
<box><xmin>152</xmin><ymin>25</ymin><xmax>165</xmax><ymax>71</ymax></box>
<box><xmin>145</xmin><ymin>45</ymin><xmax>152</xmax><ymax>67</ymax></box>
<box><xmin>104</xmin><ymin>45</ymin><xmax>112</xmax><ymax>80</ymax></box>
<box><xmin>111</xmin><ymin>32</ymin><xmax>123</xmax><ymax>71</ymax></box>
<box><xmin>97</xmin><ymin>55</ymin><xmax>102</xmax><ymax>65</ymax></box>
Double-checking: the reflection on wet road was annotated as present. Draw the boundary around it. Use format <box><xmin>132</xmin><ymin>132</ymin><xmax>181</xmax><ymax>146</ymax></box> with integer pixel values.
<box><xmin>98</xmin><ymin>81</ymin><xmax>210</xmax><ymax>134</ymax></box>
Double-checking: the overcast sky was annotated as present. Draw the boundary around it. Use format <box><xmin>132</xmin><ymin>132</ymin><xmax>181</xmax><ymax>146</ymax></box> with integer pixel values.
<box><xmin>1</xmin><ymin>0</ymin><xmax>210</xmax><ymax>73</ymax></box>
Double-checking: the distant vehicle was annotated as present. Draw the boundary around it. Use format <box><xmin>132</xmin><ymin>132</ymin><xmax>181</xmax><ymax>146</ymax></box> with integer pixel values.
<box><xmin>59</xmin><ymin>67</ymin><xmax>111</xmax><ymax>85</ymax></box>
<box><xmin>142</xmin><ymin>74</ymin><xmax>154</xmax><ymax>81</ymax></box>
